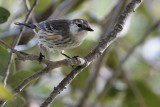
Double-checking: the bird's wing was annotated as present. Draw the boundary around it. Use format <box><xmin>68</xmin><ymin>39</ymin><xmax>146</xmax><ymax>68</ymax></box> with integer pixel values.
<box><xmin>37</xmin><ymin>20</ymin><xmax>70</xmax><ymax>34</ymax></box>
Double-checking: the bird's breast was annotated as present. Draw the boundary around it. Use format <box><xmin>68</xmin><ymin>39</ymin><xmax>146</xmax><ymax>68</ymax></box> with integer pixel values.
<box><xmin>34</xmin><ymin>29</ymin><xmax>87</xmax><ymax>51</ymax></box>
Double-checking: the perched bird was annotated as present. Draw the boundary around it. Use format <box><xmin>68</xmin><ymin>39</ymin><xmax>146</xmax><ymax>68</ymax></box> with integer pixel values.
<box><xmin>15</xmin><ymin>19</ymin><xmax>94</xmax><ymax>62</ymax></box>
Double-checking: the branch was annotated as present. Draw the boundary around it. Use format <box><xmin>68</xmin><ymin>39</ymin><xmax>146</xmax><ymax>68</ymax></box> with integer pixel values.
<box><xmin>76</xmin><ymin>0</ymin><xmax>126</xmax><ymax>106</ymax></box>
<box><xmin>111</xmin><ymin>19</ymin><xmax>160</xmax><ymax>107</ymax></box>
<box><xmin>14</xmin><ymin>59</ymin><xmax>86</xmax><ymax>93</ymax></box>
<box><xmin>0</xmin><ymin>0</ymin><xmax>85</xmax><ymax>40</ymax></box>
<box><xmin>5</xmin><ymin>0</ymin><xmax>88</xmax><ymax>93</ymax></box>
<box><xmin>91</xmin><ymin>14</ymin><xmax>160</xmax><ymax>107</ymax></box>
<box><xmin>0</xmin><ymin>0</ymin><xmax>38</xmax><ymax>106</ymax></box>
<box><xmin>0</xmin><ymin>39</ymin><xmax>86</xmax><ymax>92</ymax></box>
<box><xmin>40</xmin><ymin>0</ymin><xmax>143</xmax><ymax>106</ymax></box>
<box><xmin>76</xmin><ymin>55</ymin><xmax>104</xmax><ymax>107</ymax></box>
<box><xmin>2</xmin><ymin>0</ymin><xmax>38</xmax><ymax>87</ymax></box>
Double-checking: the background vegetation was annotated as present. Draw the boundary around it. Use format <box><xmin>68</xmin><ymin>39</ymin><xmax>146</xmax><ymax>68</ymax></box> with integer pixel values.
<box><xmin>0</xmin><ymin>0</ymin><xmax>160</xmax><ymax>107</ymax></box>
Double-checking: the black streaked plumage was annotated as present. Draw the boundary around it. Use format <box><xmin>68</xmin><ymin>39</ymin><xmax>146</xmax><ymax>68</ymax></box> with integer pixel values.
<box><xmin>37</xmin><ymin>20</ymin><xmax>70</xmax><ymax>35</ymax></box>
<box><xmin>14</xmin><ymin>19</ymin><xmax>94</xmax><ymax>62</ymax></box>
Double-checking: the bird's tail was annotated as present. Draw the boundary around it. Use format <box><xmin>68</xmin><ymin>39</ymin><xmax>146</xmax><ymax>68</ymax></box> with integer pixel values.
<box><xmin>14</xmin><ymin>22</ymin><xmax>36</xmax><ymax>29</ymax></box>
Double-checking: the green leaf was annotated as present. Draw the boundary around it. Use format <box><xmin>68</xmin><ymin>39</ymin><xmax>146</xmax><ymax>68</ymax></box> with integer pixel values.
<box><xmin>70</xmin><ymin>67</ymin><xmax>89</xmax><ymax>89</ymax></box>
<box><xmin>136</xmin><ymin>81</ymin><xmax>160</xmax><ymax>107</ymax></box>
<box><xmin>106</xmin><ymin>49</ymin><xmax>119</xmax><ymax>69</ymax></box>
<box><xmin>51</xmin><ymin>101</ymin><xmax>64</xmax><ymax>107</ymax></box>
<box><xmin>123</xmin><ymin>87</ymin><xmax>138</xmax><ymax>107</ymax></box>
<box><xmin>8</xmin><ymin>70</ymin><xmax>35</xmax><ymax>87</ymax></box>
<box><xmin>29</xmin><ymin>0</ymin><xmax>52</xmax><ymax>13</ymax></box>
<box><xmin>0</xmin><ymin>45</ymin><xmax>9</xmax><ymax>75</ymax></box>
<box><xmin>4</xmin><ymin>96</ymin><xmax>25</xmax><ymax>107</ymax></box>
<box><xmin>0</xmin><ymin>7</ymin><xmax>10</xmax><ymax>24</ymax></box>
<box><xmin>123</xmin><ymin>81</ymin><xmax>160</xmax><ymax>107</ymax></box>
<box><xmin>0</xmin><ymin>83</ymin><xmax>13</xmax><ymax>101</ymax></box>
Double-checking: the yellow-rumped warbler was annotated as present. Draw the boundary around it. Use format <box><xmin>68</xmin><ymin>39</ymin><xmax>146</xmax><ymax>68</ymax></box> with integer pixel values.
<box><xmin>15</xmin><ymin>19</ymin><xmax>94</xmax><ymax>61</ymax></box>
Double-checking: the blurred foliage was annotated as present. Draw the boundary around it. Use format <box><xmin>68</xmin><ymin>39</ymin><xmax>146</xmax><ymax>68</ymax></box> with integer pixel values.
<box><xmin>0</xmin><ymin>45</ymin><xmax>9</xmax><ymax>75</ymax></box>
<box><xmin>71</xmin><ymin>67</ymin><xmax>90</xmax><ymax>90</ymax></box>
<box><xmin>136</xmin><ymin>81</ymin><xmax>160</xmax><ymax>107</ymax></box>
<box><xmin>0</xmin><ymin>7</ymin><xmax>10</xmax><ymax>24</ymax></box>
<box><xmin>0</xmin><ymin>83</ymin><xmax>13</xmax><ymax>101</ymax></box>
<box><xmin>29</xmin><ymin>0</ymin><xmax>53</xmax><ymax>13</ymax></box>
<box><xmin>4</xmin><ymin>96</ymin><xmax>25</xmax><ymax>107</ymax></box>
<box><xmin>0</xmin><ymin>0</ymin><xmax>160</xmax><ymax>107</ymax></box>
<box><xmin>8</xmin><ymin>70</ymin><xmax>35</xmax><ymax>87</ymax></box>
<box><xmin>124</xmin><ymin>81</ymin><xmax>160</xmax><ymax>107</ymax></box>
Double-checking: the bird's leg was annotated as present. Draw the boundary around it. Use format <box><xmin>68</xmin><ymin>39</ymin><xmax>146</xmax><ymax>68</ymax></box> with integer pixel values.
<box><xmin>38</xmin><ymin>52</ymin><xmax>45</xmax><ymax>62</ymax></box>
<box><xmin>60</xmin><ymin>51</ymin><xmax>80</xmax><ymax>59</ymax></box>
<box><xmin>60</xmin><ymin>50</ymin><xmax>71</xmax><ymax>58</ymax></box>
<box><xmin>60</xmin><ymin>51</ymin><xmax>80</xmax><ymax>68</ymax></box>
<box><xmin>38</xmin><ymin>44</ymin><xmax>45</xmax><ymax>62</ymax></box>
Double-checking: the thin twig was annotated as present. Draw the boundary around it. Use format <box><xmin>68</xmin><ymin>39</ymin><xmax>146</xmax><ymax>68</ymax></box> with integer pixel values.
<box><xmin>2</xmin><ymin>0</ymin><xmax>38</xmax><ymax>87</ymax></box>
<box><xmin>76</xmin><ymin>55</ymin><xmax>104</xmax><ymax>107</ymax></box>
<box><xmin>0</xmin><ymin>39</ymin><xmax>86</xmax><ymax>68</ymax></box>
<box><xmin>0</xmin><ymin>29</ymin><xmax>33</xmax><ymax>39</ymax></box>
<box><xmin>40</xmin><ymin>0</ymin><xmax>143</xmax><ymax>106</ymax></box>
<box><xmin>114</xmin><ymin>19</ymin><xmax>160</xmax><ymax>107</ymax></box>
<box><xmin>76</xmin><ymin>0</ymin><xmax>126</xmax><ymax>106</ymax></box>
<box><xmin>0</xmin><ymin>0</ymin><xmax>84</xmax><ymax>39</ymax></box>
<box><xmin>0</xmin><ymin>39</ymin><xmax>86</xmax><ymax>93</ymax></box>
<box><xmin>14</xmin><ymin>66</ymin><xmax>51</xmax><ymax>92</ymax></box>
<box><xmin>25</xmin><ymin>0</ymin><xmax>37</xmax><ymax>23</ymax></box>
<box><xmin>13</xmin><ymin>60</ymin><xmax>86</xmax><ymax>93</ymax></box>
<box><xmin>0</xmin><ymin>0</ymin><xmax>38</xmax><ymax>106</ymax></box>
<box><xmin>91</xmin><ymin>14</ymin><xmax>160</xmax><ymax>107</ymax></box>
<box><xmin>8</xmin><ymin>0</ymin><xmax>87</xmax><ymax>94</ymax></box>
<box><xmin>40</xmin><ymin>66</ymin><xmax>84</xmax><ymax>107</ymax></box>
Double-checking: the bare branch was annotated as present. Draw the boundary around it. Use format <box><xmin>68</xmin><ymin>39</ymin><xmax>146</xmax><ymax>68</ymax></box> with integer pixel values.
<box><xmin>14</xmin><ymin>66</ymin><xmax>51</xmax><ymax>92</ymax></box>
<box><xmin>25</xmin><ymin>0</ymin><xmax>37</xmax><ymax>23</ymax></box>
<box><xmin>2</xmin><ymin>0</ymin><xmax>38</xmax><ymax>88</ymax></box>
<box><xmin>90</xmin><ymin>9</ymin><xmax>160</xmax><ymax>107</ymax></box>
<box><xmin>76</xmin><ymin>0</ymin><xmax>127</xmax><ymax>106</ymax></box>
<box><xmin>13</xmin><ymin>59</ymin><xmax>86</xmax><ymax>93</ymax></box>
<box><xmin>40</xmin><ymin>66</ymin><xmax>84</xmax><ymax>107</ymax></box>
<box><xmin>111</xmin><ymin>19</ymin><xmax>160</xmax><ymax>107</ymax></box>
<box><xmin>0</xmin><ymin>39</ymin><xmax>86</xmax><ymax>92</ymax></box>
<box><xmin>0</xmin><ymin>0</ymin><xmax>38</xmax><ymax>106</ymax></box>
<box><xmin>40</xmin><ymin>0</ymin><xmax>143</xmax><ymax>106</ymax></box>
<box><xmin>76</xmin><ymin>55</ymin><xmax>104</xmax><ymax>107</ymax></box>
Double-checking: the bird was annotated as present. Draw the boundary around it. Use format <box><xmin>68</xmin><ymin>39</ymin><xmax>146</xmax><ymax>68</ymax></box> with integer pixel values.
<box><xmin>14</xmin><ymin>19</ymin><xmax>94</xmax><ymax>62</ymax></box>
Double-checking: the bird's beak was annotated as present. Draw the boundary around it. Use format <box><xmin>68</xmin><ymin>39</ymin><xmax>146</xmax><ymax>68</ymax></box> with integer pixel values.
<box><xmin>85</xmin><ymin>27</ymin><xmax>94</xmax><ymax>31</ymax></box>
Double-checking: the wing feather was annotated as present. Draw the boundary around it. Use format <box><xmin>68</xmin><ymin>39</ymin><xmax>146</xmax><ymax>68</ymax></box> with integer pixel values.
<box><xmin>37</xmin><ymin>20</ymin><xmax>70</xmax><ymax>35</ymax></box>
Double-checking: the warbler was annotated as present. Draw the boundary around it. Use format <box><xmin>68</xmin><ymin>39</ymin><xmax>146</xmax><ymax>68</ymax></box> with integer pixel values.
<box><xmin>15</xmin><ymin>19</ymin><xmax>94</xmax><ymax>61</ymax></box>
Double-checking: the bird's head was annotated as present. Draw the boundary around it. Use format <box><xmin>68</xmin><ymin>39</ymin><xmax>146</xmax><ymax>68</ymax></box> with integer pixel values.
<box><xmin>69</xmin><ymin>19</ymin><xmax>94</xmax><ymax>35</ymax></box>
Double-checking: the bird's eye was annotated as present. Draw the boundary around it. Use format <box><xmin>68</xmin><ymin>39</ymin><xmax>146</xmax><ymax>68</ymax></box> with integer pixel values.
<box><xmin>77</xmin><ymin>24</ymin><xmax>82</xmax><ymax>27</ymax></box>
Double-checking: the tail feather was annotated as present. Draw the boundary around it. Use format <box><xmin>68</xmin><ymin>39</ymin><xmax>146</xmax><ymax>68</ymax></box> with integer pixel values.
<box><xmin>14</xmin><ymin>22</ymin><xmax>36</xmax><ymax>29</ymax></box>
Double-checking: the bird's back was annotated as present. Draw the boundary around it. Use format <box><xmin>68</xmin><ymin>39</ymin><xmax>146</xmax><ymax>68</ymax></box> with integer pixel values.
<box><xmin>37</xmin><ymin>20</ymin><xmax>70</xmax><ymax>35</ymax></box>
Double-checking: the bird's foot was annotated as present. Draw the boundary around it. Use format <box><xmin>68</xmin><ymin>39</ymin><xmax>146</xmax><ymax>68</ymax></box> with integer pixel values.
<box><xmin>71</xmin><ymin>56</ymin><xmax>80</xmax><ymax>68</ymax></box>
<box><xmin>38</xmin><ymin>52</ymin><xmax>45</xmax><ymax>63</ymax></box>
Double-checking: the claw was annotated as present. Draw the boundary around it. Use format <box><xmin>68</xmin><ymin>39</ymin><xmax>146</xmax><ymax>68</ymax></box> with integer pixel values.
<box><xmin>71</xmin><ymin>56</ymin><xmax>80</xmax><ymax>68</ymax></box>
<box><xmin>38</xmin><ymin>52</ymin><xmax>45</xmax><ymax>63</ymax></box>
<box><xmin>60</xmin><ymin>51</ymin><xmax>80</xmax><ymax>68</ymax></box>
